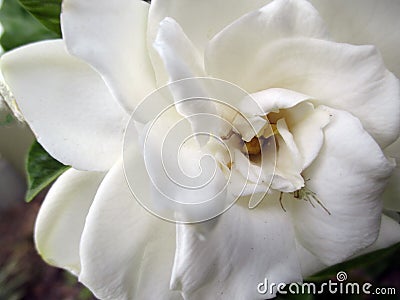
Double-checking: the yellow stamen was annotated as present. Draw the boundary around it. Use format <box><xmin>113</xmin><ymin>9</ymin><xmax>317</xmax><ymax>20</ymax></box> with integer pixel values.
<box><xmin>244</xmin><ymin>137</ymin><xmax>262</xmax><ymax>155</ymax></box>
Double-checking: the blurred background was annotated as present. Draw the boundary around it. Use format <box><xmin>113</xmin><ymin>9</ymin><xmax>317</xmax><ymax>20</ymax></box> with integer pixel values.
<box><xmin>0</xmin><ymin>0</ymin><xmax>399</xmax><ymax>299</ymax></box>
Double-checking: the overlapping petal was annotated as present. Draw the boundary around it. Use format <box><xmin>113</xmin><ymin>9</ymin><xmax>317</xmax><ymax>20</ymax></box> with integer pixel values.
<box><xmin>133</xmin><ymin>106</ymin><xmax>229</xmax><ymax>222</ymax></box>
<box><xmin>61</xmin><ymin>0</ymin><xmax>156</xmax><ymax>112</ymax></box>
<box><xmin>242</xmin><ymin>88</ymin><xmax>312</xmax><ymax>115</ymax></box>
<box><xmin>148</xmin><ymin>0</ymin><xmax>270</xmax><ymax>56</ymax></box>
<box><xmin>171</xmin><ymin>196</ymin><xmax>302</xmax><ymax>299</ymax></box>
<box><xmin>355</xmin><ymin>214</ymin><xmax>400</xmax><ymax>255</ymax></box>
<box><xmin>205</xmin><ymin>0</ymin><xmax>329</xmax><ymax>86</ymax></box>
<box><xmin>281</xmin><ymin>103</ymin><xmax>331</xmax><ymax>169</ymax></box>
<box><xmin>207</xmin><ymin>24</ymin><xmax>400</xmax><ymax>148</ymax></box>
<box><xmin>148</xmin><ymin>0</ymin><xmax>271</xmax><ymax>86</ymax></box>
<box><xmin>34</xmin><ymin>169</ymin><xmax>105</xmax><ymax>275</ymax></box>
<box><xmin>294</xmin><ymin>241</ymin><xmax>326</xmax><ymax>278</ymax></box>
<box><xmin>79</xmin><ymin>160</ymin><xmax>181</xmax><ymax>300</ymax></box>
<box><xmin>153</xmin><ymin>17</ymin><xmax>205</xmax><ymax>84</ymax></box>
<box><xmin>274</xmin><ymin>118</ymin><xmax>303</xmax><ymax>192</ymax></box>
<box><xmin>309</xmin><ymin>0</ymin><xmax>400</xmax><ymax>78</ymax></box>
<box><xmin>291</xmin><ymin>107</ymin><xmax>395</xmax><ymax>265</ymax></box>
<box><xmin>296</xmin><ymin>214</ymin><xmax>400</xmax><ymax>278</ymax></box>
<box><xmin>0</xmin><ymin>40</ymin><xmax>128</xmax><ymax>171</ymax></box>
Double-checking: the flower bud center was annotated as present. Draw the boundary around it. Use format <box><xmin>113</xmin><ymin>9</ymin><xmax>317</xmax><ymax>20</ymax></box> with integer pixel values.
<box><xmin>244</xmin><ymin>137</ymin><xmax>262</xmax><ymax>155</ymax></box>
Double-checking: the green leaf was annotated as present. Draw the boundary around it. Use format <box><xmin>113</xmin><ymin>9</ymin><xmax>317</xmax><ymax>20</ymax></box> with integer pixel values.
<box><xmin>17</xmin><ymin>0</ymin><xmax>62</xmax><ymax>35</ymax></box>
<box><xmin>0</xmin><ymin>0</ymin><xmax>59</xmax><ymax>51</ymax></box>
<box><xmin>307</xmin><ymin>241</ymin><xmax>400</xmax><ymax>282</ymax></box>
<box><xmin>25</xmin><ymin>141</ymin><xmax>70</xmax><ymax>202</ymax></box>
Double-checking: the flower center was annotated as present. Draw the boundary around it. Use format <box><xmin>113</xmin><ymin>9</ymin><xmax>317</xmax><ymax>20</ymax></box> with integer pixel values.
<box><xmin>244</xmin><ymin>136</ymin><xmax>262</xmax><ymax>155</ymax></box>
<box><xmin>240</xmin><ymin>118</ymin><xmax>280</xmax><ymax>164</ymax></box>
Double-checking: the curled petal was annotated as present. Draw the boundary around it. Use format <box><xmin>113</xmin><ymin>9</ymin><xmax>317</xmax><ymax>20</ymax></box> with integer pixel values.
<box><xmin>34</xmin><ymin>169</ymin><xmax>105</xmax><ymax>275</ymax></box>
<box><xmin>205</xmin><ymin>0</ymin><xmax>330</xmax><ymax>87</ymax></box>
<box><xmin>153</xmin><ymin>17</ymin><xmax>205</xmax><ymax>84</ymax></box>
<box><xmin>242</xmin><ymin>88</ymin><xmax>312</xmax><ymax>115</ymax></box>
<box><xmin>153</xmin><ymin>18</ymin><xmax>219</xmax><ymax>143</ymax></box>
<box><xmin>208</xmin><ymin>35</ymin><xmax>400</xmax><ymax>148</ymax></box>
<box><xmin>274</xmin><ymin>118</ymin><xmax>304</xmax><ymax>192</ymax></box>
<box><xmin>62</xmin><ymin>0</ymin><xmax>156</xmax><ymax>112</ymax></box>
<box><xmin>79</xmin><ymin>160</ymin><xmax>181</xmax><ymax>299</ymax></box>
<box><xmin>148</xmin><ymin>0</ymin><xmax>270</xmax><ymax>84</ymax></box>
<box><xmin>292</xmin><ymin>107</ymin><xmax>395</xmax><ymax>265</ymax></box>
<box><xmin>309</xmin><ymin>0</ymin><xmax>400</xmax><ymax>78</ymax></box>
<box><xmin>1</xmin><ymin>40</ymin><xmax>128</xmax><ymax>171</ymax></box>
<box><xmin>171</xmin><ymin>197</ymin><xmax>302</xmax><ymax>299</ymax></box>
<box><xmin>354</xmin><ymin>214</ymin><xmax>400</xmax><ymax>256</ymax></box>
<box><xmin>284</xmin><ymin>103</ymin><xmax>331</xmax><ymax>169</ymax></box>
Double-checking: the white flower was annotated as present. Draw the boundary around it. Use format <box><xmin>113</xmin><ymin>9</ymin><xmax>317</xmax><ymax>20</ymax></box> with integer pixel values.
<box><xmin>1</xmin><ymin>0</ymin><xmax>400</xmax><ymax>299</ymax></box>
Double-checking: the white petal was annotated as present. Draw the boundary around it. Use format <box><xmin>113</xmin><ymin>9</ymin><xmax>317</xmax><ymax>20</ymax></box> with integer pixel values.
<box><xmin>34</xmin><ymin>169</ymin><xmax>105</xmax><ymax>276</ymax></box>
<box><xmin>207</xmin><ymin>35</ymin><xmax>400</xmax><ymax>148</ymax></box>
<box><xmin>205</xmin><ymin>0</ymin><xmax>329</xmax><ymax>86</ymax></box>
<box><xmin>134</xmin><ymin>107</ymin><xmax>230</xmax><ymax>223</ymax></box>
<box><xmin>148</xmin><ymin>0</ymin><xmax>270</xmax><ymax>84</ymax></box>
<box><xmin>297</xmin><ymin>214</ymin><xmax>400</xmax><ymax>278</ymax></box>
<box><xmin>309</xmin><ymin>0</ymin><xmax>400</xmax><ymax>78</ymax></box>
<box><xmin>153</xmin><ymin>17</ymin><xmax>205</xmax><ymax>82</ymax></box>
<box><xmin>171</xmin><ymin>196</ymin><xmax>302</xmax><ymax>299</ymax></box>
<box><xmin>153</xmin><ymin>18</ymin><xmax>221</xmax><ymax>144</ymax></box>
<box><xmin>0</xmin><ymin>40</ymin><xmax>128</xmax><ymax>171</ymax></box>
<box><xmin>284</xmin><ymin>103</ymin><xmax>331</xmax><ymax>169</ymax></box>
<box><xmin>241</xmin><ymin>88</ymin><xmax>312</xmax><ymax>116</ymax></box>
<box><xmin>292</xmin><ymin>107</ymin><xmax>395</xmax><ymax>265</ymax></box>
<box><xmin>231</xmin><ymin>148</ymin><xmax>272</xmax><ymax>192</ymax></box>
<box><xmin>354</xmin><ymin>214</ymin><xmax>400</xmax><ymax>256</ymax></box>
<box><xmin>61</xmin><ymin>0</ymin><xmax>156</xmax><ymax>112</ymax></box>
<box><xmin>270</xmin><ymin>119</ymin><xmax>304</xmax><ymax>192</ymax></box>
<box><xmin>79</xmin><ymin>160</ymin><xmax>181</xmax><ymax>300</ymax></box>
<box><xmin>149</xmin><ymin>0</ymin><xmax>270</xmax><ymax>52</ymax></box>
<box><xmin>295</xmin><ymin>240</ymin><xmax>326</xmax><ymax>278</ymax></box>
<box><xmin>238</xmin><ymin>89</ymin><xmax>331</xmax><ymax>173</ymax></box>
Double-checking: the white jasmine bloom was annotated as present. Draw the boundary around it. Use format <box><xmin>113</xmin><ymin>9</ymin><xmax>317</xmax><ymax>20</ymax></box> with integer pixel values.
<box><xmin>1</xmin><ymin>0</ymin><xmax>400</xmax><ymax>299</ymax></box>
